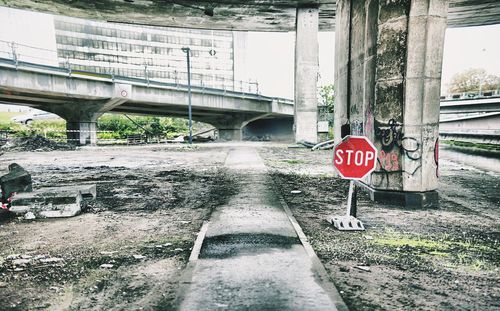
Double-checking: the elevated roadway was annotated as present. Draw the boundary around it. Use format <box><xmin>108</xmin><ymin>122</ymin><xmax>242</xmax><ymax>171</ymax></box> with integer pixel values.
<box><xmin>0</xmin><ymin>58</ymin><xmax>293</xmax><ymax>143</ymax></box>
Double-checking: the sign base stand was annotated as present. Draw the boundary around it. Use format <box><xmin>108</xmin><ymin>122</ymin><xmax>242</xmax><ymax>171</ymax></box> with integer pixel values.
<box><xmin>329</xmin><ymin>215</ymin><xmax>365</xmax><ymax>231</ymax></box>
<box><xmin>328</xmin><ymin>180</ymin><xmax>365</xmax><ymax>231</ymax></box>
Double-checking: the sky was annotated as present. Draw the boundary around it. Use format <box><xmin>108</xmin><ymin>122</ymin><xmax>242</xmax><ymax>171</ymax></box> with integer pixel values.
<box><xmin>246</xmin><ymin>25</ymin><xmax>500</xmax><ymax>98</ymax></box>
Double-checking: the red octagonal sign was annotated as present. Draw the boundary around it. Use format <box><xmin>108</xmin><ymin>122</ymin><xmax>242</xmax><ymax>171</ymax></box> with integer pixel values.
<box><xmin>333</xmin><ymin>135</ymin><xmax>378</xmax><ymax>180</ymax></box>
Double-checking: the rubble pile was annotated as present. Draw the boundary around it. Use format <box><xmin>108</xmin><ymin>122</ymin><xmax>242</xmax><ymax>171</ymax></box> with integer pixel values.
<box><xmin>1</xmin><ymin>135</ymin><xmax>75</xmax><ymax>152</ymax></box>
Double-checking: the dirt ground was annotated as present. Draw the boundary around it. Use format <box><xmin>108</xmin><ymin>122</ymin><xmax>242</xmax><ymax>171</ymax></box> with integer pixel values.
<box><xmin>0</xmin><ymin>142</ymin><xmax>498</xmax><ymax>310</ymax></box>
<box><xmin>259</xmin><ymin>145</ymin><xmax>499</xmax><ymax>311</ymax></box>
<box><xmin>0</xmin><ymin>144</ymin><xmax>237</xmax><ymax>310</ymax></box>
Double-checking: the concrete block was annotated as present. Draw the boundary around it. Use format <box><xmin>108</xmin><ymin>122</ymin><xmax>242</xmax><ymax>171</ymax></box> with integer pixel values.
<box><xmin>1</xmin><ymin>163</ymin><xmax>32</xmax><ymax>202</ymax></box>
<box><xmin>10</xmin><ymin>184</ymin><xmax>96</xmax><ymax>219</ymax></box>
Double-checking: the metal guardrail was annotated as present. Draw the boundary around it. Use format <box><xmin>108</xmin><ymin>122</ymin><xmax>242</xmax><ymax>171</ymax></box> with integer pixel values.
<box><xmin>0</xmin><ymin>39</ymin><xmax>293</xmax><ymax>106</ymax></box>
<box><xmin>440</xmin><ymin>90</ymin><xmax>500</xmax><ymax>101</ymax></box>
<box><xmin>0</xmin><ymin>59</ymin><xmax>294</xmax><ymax>107</ymax></box>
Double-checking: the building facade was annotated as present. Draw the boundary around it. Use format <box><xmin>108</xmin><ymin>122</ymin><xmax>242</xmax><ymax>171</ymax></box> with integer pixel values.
<box><xmin>53</xmin><ymin>15</ymin><xmax>251</xmax><ymax>91</ymax></box>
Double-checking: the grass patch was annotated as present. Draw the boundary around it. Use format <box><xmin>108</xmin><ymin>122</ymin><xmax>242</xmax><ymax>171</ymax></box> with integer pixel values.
<box><xmin>441</xmin><ymin>140</ymin><xmax>500</xmax><ymax>152</ymax></box>
<box><xmin>281</xmin><ymin>159</ymin><xmax>306</xmax><ymax>165</ymax></box>
<box><xmin>371</xmin><ymin>230</ymin><xmax>499</xmax><ymax>271</ymax></box>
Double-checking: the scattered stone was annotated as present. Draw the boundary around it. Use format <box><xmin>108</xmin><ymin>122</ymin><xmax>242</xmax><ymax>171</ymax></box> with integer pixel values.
<box><xmin>100</xmin><ymin>264</ymin><xmax>114</xmax><ymax>269</ymax></box>
<box><xmin>0</xmin><ymin>281</ymin><xmax>7</xmax><ymax>288</ymax></box>
<box><xmin>354</xmin><ymin>265</ymin><xmax>371</xmax><ymax>272</ymax></box>
<box><xmin>49</xmin><ymin>286</ymin><xmax>61</xmax><ymax>292</ymax></box>
<box><xmin>291</xmin><ymin>190</ymin><xmax>302</xmax><ymax>194</ymax></box>
<box><xmin>100</xmin><ymin>251</ymin><xmax>118</xmax><ymax>256</ymax></box>
<box><xmin>132</xmin><ymin>255</ymin><xmax>146</xmax><ymax>260</ymax></box>
<box><xmin>174</xmin><ymin>248</ymin><xmax>184</xmax><ymax>252</ymax></box>
<box><xmin>180</xmin><ymin>220</ymin><xmax>191</xmax><ymax>224</ymax></box>
<box><xmin>12</xmin><ymin>258</ymin><xmax>31</xmax><ymax>266</ymax></box>
<box><xmin>6</xmin><ymin>254</ymin><xmax>20</xmax><ymax>260</ymax></box>
<box><xmin>364</xmin><ymin>235</ymin><xmax>374</xmax><ymax>240</ymax></box>
<box><xmin>24</xmin><ymin>212</ymin><xmax>36</xmax><ymax>220</ymax></box>
<box><xmin>20</xmin><ymin>254</ymin><xmax>32</xmax><ymax>259</ymax></box>
<box><xmin>39</xmin><ymin>257</ymin><xmax>64</xmax><ymax>264</ymax></box>
<box><xmin>339</xmin><ymin>266</ymin><xmax>350</xmax><ymax>272</ymax></box>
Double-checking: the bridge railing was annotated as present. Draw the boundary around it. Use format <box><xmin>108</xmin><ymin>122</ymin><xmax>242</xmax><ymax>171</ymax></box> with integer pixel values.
<box><xmin>0</xmin><ymin>39</ymin><xmax>260</xmax><ymax>94</ymax></box>
<box><xmin>440</xmin><ymin>89</ymin><xmax>500</xmax><ymax>101</ymax></box>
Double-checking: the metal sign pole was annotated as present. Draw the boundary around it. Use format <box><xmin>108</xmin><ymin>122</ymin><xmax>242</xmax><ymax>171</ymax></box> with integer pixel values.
<box><xmin>346</xmin><ymin>180</ymin><xmax>357</xmax><ymax>217</ymax></box>
<box><xmin>330</xmin><ymin>179</ymin><xmax>364</xmax><ymax>231</ymax></box>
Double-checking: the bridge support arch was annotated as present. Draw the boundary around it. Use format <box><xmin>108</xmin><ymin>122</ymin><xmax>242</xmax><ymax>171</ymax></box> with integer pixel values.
<box><xmin>334</xmin><ymin>0</ymin><xmax>448</xmax><ymax>207</ymax></box>
<box><xmin>45</xmin><ymin>98</ymin><xmax>127</xmax><ymax>146</ymax></box>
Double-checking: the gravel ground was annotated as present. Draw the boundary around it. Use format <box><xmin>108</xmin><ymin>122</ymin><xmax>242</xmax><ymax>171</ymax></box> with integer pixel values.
<box><xmin>0</xmin><ymin>144</ymin><xmax>237</xmax><ymax>310</ymax></box>
<box><xmin>259</xmin><ymin>145</ymin><xmax>499</xmax><ymax>311</ymax></box>
<box><xmin>0</xmin><ymin>142</ymin><xmax>498</xmax><ymax>310</ymax></box>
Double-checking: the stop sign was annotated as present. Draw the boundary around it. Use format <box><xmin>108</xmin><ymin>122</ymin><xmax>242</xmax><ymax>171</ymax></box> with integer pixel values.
<box><xmin>333</xmin><ymin>136</ymin><xmax>377</xmax><ymax>180</ymax></box>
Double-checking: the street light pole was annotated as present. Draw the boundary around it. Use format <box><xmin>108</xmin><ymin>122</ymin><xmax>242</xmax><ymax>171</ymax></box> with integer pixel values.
<box><xmin>182</xmin><ymin>47</ymin><xmax>193</xmax><ymax>144</ymax></box>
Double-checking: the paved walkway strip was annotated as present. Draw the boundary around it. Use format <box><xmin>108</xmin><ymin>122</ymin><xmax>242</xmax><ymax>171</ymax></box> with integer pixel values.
<box><xmin>178</xmin><ymin>147</ymin><xmax>347</xmax><ymax>310</ymax></box>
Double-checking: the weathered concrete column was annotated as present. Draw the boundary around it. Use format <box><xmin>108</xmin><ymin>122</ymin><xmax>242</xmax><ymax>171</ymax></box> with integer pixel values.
<box><xmin>334</xmin><ymin>0</ymin><xmax>448</xmax><ymax>207</ymax></box>
<box><xmin>294</xmin><ymin>7</ymin><xmax>319</xmax><ymax>143</ymax></box>
<box><xmin>47</xmin><ymin>104</ymin><xmax>103</xmax><ymax>146</ymax></box>
<box><xmin>66</xmin><ymin>118</ymin><xmax>100</xmax><ymax>146</ymax></box>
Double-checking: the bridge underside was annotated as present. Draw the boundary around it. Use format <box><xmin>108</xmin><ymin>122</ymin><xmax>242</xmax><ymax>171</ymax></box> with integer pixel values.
<box><xmin>1</xmin><ymin>0</ymin><xmax>499</xmax><ymax>31</ymax></box>
<box><xmin>0</xmin><ymin>70</ymin><xmax>293</xmax><ymax>143</ymax></box>
<box><xmin>1</xmin><ymin>0</ymin><xmax>499</xmax><ymax>207</ymax></box>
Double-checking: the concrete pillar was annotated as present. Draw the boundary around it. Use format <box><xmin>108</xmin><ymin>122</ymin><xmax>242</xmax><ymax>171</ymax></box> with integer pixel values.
<box><xmin>294</xmin><ymin>7</ymin><xmax>319</xmax><ymax>143</ymax></box>
<box><xmin>334</xmin><ymin>0</ymin><xmax>448</xmax><ymax>207</ymax></box>
<box><xmin>66</xmin><ymin>120</ymin><xmax>98</xmax><ymax>146</ymax></box>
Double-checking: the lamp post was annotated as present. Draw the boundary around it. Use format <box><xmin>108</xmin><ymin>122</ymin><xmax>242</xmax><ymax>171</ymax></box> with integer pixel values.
<box><xmin>478</xmin><ymin>48</ymin><xmax>486</xmax><ymax>97</ymax></box>
<box><xmin>182</xmin><ymin>47</ymin><xmax>193</xmax><ymax>144</ymax></box>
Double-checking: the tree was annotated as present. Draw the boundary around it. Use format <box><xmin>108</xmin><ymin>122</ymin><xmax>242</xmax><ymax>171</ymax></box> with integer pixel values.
<box><xmin>447</xmin><ymin>68</ymin><xmax>500</xmax><ymax>94</ymax></box>
<box><xmin>319</xmin><ymin>84</ymin><xmax>334</xmax><ymax>113</ymax></box>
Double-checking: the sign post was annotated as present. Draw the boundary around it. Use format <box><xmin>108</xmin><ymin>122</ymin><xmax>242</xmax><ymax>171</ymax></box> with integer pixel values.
<box><xmin>329</xmin><ymin>135</ymin><xmax>377</xmax><ymax>231</ymax></box>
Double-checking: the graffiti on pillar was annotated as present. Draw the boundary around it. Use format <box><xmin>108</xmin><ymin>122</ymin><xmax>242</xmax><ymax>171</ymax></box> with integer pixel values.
<box><xmin>378</xmin><ymin>150</ymin><xmax>399</xmax><ymax>171</ymax></box>
<box><xmin>434</xmin><ymin>138</ymin><xmax>439</xmax><ymax>177</ymax></box>
<box><xmin>374</xmin><ymin>119</ymin><xmax>403</xmax><ymax>150</ymax></box>
<box><xmin>374</xmin><ymin>119</ymin><xmax>421</xmax><ymax>161</ymax></box>
<box><xmin>371</xmin><ymin>118</ymin><xmax>423</xmax><ymax>188</ymax></box>
<box><xmin>351</xmin><ymin>120</ymin><xmax>364</xmax><ymax>136</ymax></box>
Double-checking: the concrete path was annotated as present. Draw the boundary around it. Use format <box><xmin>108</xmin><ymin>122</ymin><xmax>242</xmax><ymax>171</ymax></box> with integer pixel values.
<box><xmin>178</xmin><ymin>147</ymin><xmax>346</xmax><ymax>310</ymax></box>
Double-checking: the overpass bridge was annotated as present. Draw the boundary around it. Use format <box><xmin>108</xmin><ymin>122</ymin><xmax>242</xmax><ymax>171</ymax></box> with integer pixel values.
<box><xmin>0</xmin><ymin>57</ymin><xmax>294</xmax><ymax>144</ymax></box>
<box><xmin>439</xmin><ymin>94</ymin><xmax>500</xmax><ymax>144</ymax></box>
